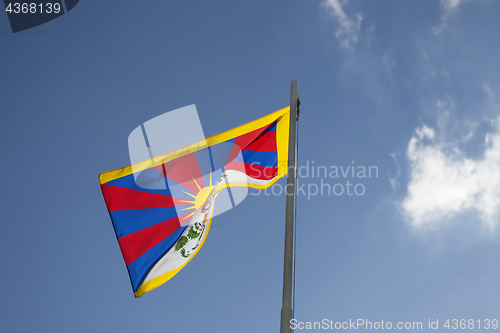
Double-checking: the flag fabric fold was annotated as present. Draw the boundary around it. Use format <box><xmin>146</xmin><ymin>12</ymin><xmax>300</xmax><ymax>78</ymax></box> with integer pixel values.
<box><xmin>99</xmin><ymin>106</ymin><xmax>290</xmax><ymax>297</ymax></box>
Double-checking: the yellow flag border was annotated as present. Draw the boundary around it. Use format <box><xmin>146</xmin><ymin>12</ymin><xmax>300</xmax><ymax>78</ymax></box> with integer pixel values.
<box><xmin>100</xmin><ymin>106</ymin><xmax>291</xmax><ymax>297</ymax></box>
<box><xmin>99</xmin><ymin>106</ymin><xmax>290</xmax><ymax>186</ymax></box>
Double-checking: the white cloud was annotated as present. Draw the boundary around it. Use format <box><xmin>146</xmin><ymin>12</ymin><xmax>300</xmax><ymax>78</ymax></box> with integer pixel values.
<box><xmin>401</xmin><ymin>117</ymin><xmax>500</xmax><ymax>231</ymax></box>
<box><xmin>483</xmin><ymin>83</ymin><xmax>494</xmax><ymax>99</ymax></box>
<box><xmin>322</xmin><ymin>0</ymin><xmax>363</xmax><ymax>49</ymax></box>
<box><xmin>433</xmin><ymin>0</ymin><xmax>469</xmax><ymax>34</ymax></box>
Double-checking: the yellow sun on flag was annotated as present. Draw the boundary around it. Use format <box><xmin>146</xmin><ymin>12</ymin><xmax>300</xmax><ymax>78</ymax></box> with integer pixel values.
<box><xmin>180</xmin><ymin>172</ymin><xmax>215</xmax><ymax>220</ymax></box>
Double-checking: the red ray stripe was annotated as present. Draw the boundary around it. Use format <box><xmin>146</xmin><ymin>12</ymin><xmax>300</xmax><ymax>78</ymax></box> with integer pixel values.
<box><xmin>101</xmin><ymin>185</ymin><xmax>190</xmax><ymax>211</ymax></box>
<box><xmin>118</xmin><ymin>212</ymin><xmax>192</xmax><ymax>266</ymax></box>
<box><xmin>245</xmin><ymin>130</ymin><xmax>277</xmax><ymax>152</ymax></box>
<box><xmin>227</xmin><ymin>118</ymin><xmax>279</xmax><ymax>165</ymax></box>
<box><xmin>154</xmin><ymin>152</ymin><xmax>204</xmax><ymax>194</ymax></box>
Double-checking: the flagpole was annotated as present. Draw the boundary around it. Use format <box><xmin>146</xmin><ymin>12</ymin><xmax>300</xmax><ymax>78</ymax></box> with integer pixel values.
<box><xmin>280</xmin><ymin>80</ymin><xmax>298</xmax><ymax>333</ymax></box>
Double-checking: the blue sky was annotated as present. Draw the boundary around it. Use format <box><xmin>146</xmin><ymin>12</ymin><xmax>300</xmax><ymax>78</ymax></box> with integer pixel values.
<box><xmin>1</xmin><ymin>0</ymin><xmax>500</xmax><ymax>332</ymax></box>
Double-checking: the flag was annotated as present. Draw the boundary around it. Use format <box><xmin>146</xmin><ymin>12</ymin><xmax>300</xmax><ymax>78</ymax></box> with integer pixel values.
<box><xmin>99</xmin><ymin>106</ymin><xmax>290</xmax><ymax>297</ymax></box>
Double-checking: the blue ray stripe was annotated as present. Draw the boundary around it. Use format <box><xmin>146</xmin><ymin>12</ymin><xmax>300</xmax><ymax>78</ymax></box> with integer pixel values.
<box><xmin>194</xmin><ymin>148</ymin><xmax>212</xmax><ymax>187</ymax></box>
<box><xmin>164</xmin><ymin>175</ymin><xmax>195</xmax><ymax>201</ymax></box>
<box><xmin>208</xmin><ymin>147</ymin><xmax>215</xmax><ymax>172</ymax></box>
<box><xmin>110</xmin><ymin>207</ymin><xmax>179</xmax><ymax>238</ymax></box>
<box><xmin>105</xmin><ymin>171</ymin><xmax>173</xmax><ymax>197</ymax></box>
<box><xmin>211</xmin><ymin>139</ymin><xmax>236</xmax><ymax>170</ymax></box>
<box><xmin>264</xmin><ymin>121</ymin><xmax>277</xmax><ymax>132</ymax></box>
<box><xmin>241</xmin><ymin>150</ymin><xmax>278</xmax><ymax>168</ymax></box>
<box><xmin>128</xmin><ymin>225</ymin><xmax>187</xmax><ymax>292</ymax></box>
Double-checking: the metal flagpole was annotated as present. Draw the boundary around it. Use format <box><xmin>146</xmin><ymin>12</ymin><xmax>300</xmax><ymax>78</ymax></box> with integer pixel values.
<box><xmin>280</xmin><ymin>80</ymin><xmax>298</xmax><ymax>333</ymax></box>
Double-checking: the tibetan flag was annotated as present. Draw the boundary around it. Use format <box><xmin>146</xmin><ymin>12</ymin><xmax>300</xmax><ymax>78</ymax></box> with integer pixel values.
<box><xmin>99</xmin><ymin>107</ymin><xmax>290</xmax><ymax>297</ymax></box>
